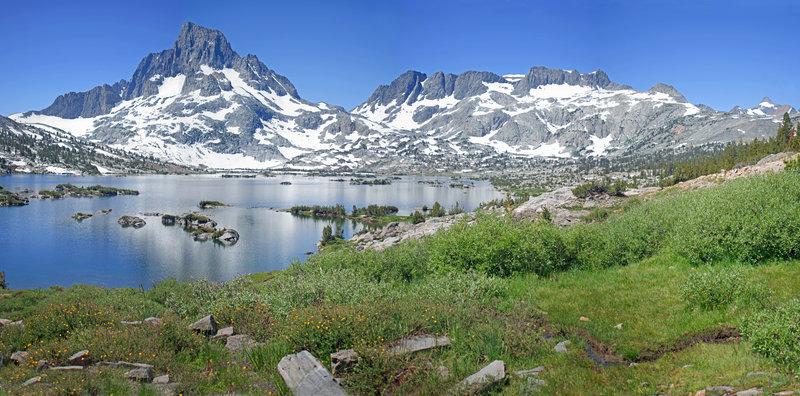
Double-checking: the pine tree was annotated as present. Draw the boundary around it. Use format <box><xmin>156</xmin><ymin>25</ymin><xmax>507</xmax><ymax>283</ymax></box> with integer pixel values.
<box><xmin>320</xmin><ymin>225</ymin><xmax>332</xmax><ymax>246</ymax></box>
<box><xmin>412</xmin><ymin>210</ymin><xmax>425</xmax><ymax>224</ymax></box>
<box><xmin>777</xmin><ymin>112</ymin><xmax>793</xmax><ymax>146</ymax></box>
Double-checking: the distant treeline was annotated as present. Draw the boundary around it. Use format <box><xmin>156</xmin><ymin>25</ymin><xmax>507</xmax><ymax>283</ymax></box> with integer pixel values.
<box><xmin>289</xmin><ymin>204</ymin><xmax>399</xmax><ymax>218</ymax></box>
<box><xmin>655</xmin><ymin>113</ymin><xmax>798</xmax><ymax>186</ymax></box>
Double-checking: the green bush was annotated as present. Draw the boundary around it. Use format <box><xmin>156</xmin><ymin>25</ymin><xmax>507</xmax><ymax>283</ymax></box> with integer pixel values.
<box><xmin>785</xmin><ymin>156</ymin><xmax>800</xmax><ymax>172</ymax></box>
<box><xmin>742</xmin><ymin>299</ymin><xmax>800</xmax><ymax>371</ymax></box>
<box><xmin>411</xmin><ymin>210</ymin><xmax>425</xmax><ymax>224</ymax></box>
<box><xmin>426</xmin><ymin>214</ymin><xmax>572</xmax><ymax>277</ymax></box>
<box><xmin>681</xmin><ymin>266</ymin><xmax>770</xmax><ymax>310</ymax></box>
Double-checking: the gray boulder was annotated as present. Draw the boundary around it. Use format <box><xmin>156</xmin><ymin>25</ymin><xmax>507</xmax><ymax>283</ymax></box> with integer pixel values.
<box><xmin>125</xmin><ymin>367</ymin><xmax>154</xmax><ymax>383</ymax></box>
<box><xmin>68</xmin><ymin>350</ymin><xmax>91</xmax><ymax>367</ymax></box>
<box><xmin>277</xmin><ymin>350</ymin><xmax>349</xmax><ymax>396</ymax></box>
<box><xmin>10</xmin><ymin>351</ymin><xmax>29</xmax><ymax>365</ymax></box>
<box><xmin>188</xmin><ymin>315</ymin><xmax>217</xmax><ymax>335</ymax></box>
<box><xmin>456</xmin><ymin>360</ymin><xmax>505</xmax><ymax>393</ymax></box>
<box><xmin>225</xmin><ymin>334</ymin><xmax>256</xmax><ymax>352</ymax></box>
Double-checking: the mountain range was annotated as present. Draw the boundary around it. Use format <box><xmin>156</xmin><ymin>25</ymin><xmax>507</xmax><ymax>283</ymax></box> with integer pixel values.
<box><xmin>6</xmin><ymin>22</ymin><xmax>797</xmax><ymax>172</ymax></box>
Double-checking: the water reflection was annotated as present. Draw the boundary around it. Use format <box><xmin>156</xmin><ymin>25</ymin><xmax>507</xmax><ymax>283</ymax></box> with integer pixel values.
<box><xmin>0</xmin><ymin>174</ymin><xmax>503</xmax><ymax>288</ymax></box>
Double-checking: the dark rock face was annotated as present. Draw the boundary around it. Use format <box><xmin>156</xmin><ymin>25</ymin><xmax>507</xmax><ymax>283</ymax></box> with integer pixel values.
<box><xmin>39</xmin><ymin>84</ymin><xmax>123</xmax><ymax>119</ymax></box>
<box><xmin>512</xmin><ymin>67</ymin><xmax>629</xmax><ymax>95</ymax></box>
<box><xmin>363</xmin><ymin>70</ymin><xmax>427</xmax><ymax>108</ymax></box>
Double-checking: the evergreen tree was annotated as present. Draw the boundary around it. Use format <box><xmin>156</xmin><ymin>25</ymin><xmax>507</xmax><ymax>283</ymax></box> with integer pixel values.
<box><xmin>412</xmin><ymin>210</ymin><xmax>425</xmax><ymax>224</ymax></box>
<box><xmin>320</xmin><ymin>225</ymin><xmax>332</xmax><ymax>246</ymax></box>
<box><xmin>777</xmin><ymin>112</ymin><xmax>793</xmax><ymax>146</ymax></box>
<box><xmin>430</xmin><ymin>201</ymin><xmax>445</xmax><ymax>217</ymax></box>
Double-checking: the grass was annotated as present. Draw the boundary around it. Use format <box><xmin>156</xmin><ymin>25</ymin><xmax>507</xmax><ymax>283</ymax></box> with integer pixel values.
<box><xmin>2</xmin><ymin>170</ymin><xmax>800</xmax><ymax>394</ymax></box>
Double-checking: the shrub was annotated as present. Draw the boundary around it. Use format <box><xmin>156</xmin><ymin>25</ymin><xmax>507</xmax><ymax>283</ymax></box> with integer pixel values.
<box><xmin>742</xmin><ymin>299</ymin><xmax>800</xmax><ymax>371</ymax></box>
<box><xmin>785</xmin><ymin>156</ymin><xmax>800</xmax><ymax>172</ymax></box>
<box><xmin>681</xmin><ymin>266</ymin><xmax>770</xmax><ymax>310</ymax></box>
<box><xmin>411</xmin><ymin>210</ymin><xmax>425</xmax><ymax>224</ymax></box>
<box><xmin>426</xmin><ymin>214</ymin><xmax>572</xmax><ymax>277</ymax></box>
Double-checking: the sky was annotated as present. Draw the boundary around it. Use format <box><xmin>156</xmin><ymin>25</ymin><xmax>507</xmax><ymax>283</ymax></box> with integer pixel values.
<box><xmin>1</xmin><ymin>0</ymin><xmax>798</xmax><ymax>116</ymax></box>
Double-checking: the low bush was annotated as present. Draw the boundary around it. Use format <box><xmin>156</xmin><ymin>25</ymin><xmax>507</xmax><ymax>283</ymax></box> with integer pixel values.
<box><xmin>681</xmin><ymin>266</ymin><xmax>770</xmax><ymax>310</ymax></box>
<box><xmin>426</xmin><ymin>213</ymin><xmax>572</xmax><ymax>277</ymax></box>
<box><xmin>742</xmin><ymin>298</ymin><xmax>800</xmax><ymax>371</ymax></box>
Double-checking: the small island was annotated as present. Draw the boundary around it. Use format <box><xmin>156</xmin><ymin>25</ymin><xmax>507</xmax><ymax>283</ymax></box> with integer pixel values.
<box><xmin>349</xmin><ymin>178</ymin><xmax>391</xmax><ymax>185</ymax></box>
<box><xmin>220</xmin><ymin>174</ymin><xmax>256</xmax><ymax>178</ymax></box>
<box><xmin>38</xmin><ymin>184</ymin><xmax>139</xmax><ymax>199</ymax></box>
<box><xmin>198</xmin><ymin>200</ymin><xmax>229</xmax><ymax>209</ymax></box>
<box><xmin>161</xmin><ymin>213</ymin><xmax>239</xmax><ymax>246</ymax></box>
<box><xmin>118</xmin><ymin>215</ymin><xmax>146</xmax><ymax>228</ymax></box>
<box><xmin>0</xmin><ymin>189</ymin><xmax>29</xmax><ymax>206</ymax></box>
<box><xmin>72</xmin><ymin>212</ymin><xmax>93</xmax><ymax>221</ymax></box>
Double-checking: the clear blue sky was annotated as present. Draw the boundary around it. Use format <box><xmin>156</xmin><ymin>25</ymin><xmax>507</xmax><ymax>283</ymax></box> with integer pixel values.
<box><xmin>1</xmin><ymin>0</ymin><xmax>798</xmax><ymax>115</ymax></box>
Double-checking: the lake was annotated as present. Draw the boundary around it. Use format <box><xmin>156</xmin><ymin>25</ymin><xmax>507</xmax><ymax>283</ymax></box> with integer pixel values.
<box><xmin>0</xmin><ymin>174</ymin><xmax>503</xmax><ymax>289</ymax></box>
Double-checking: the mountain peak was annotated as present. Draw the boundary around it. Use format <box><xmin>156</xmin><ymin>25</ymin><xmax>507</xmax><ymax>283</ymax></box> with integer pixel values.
<box><xmin>760</xmin><ymin>96</ymin><xmax>774</xmax><ymax>104</ymax></box>
<box><xmin>648</xmin><ymin>83</ymin><xmax>688</xmax><ymax>103</ymax></box>
<box><xmin>173</xmin><ymin>22</ymin><xmax>237</xmax><ymax>69</ymax></box>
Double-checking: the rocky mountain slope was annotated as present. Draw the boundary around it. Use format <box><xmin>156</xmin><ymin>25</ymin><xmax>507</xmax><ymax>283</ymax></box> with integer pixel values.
<box><xmin>8</xmin><ymin>22</ymin><xmax>797</xmax><ymax>172</ymax></box>
<box><xmin>353</xmin><ymin>68</ymin><xmax>791</xmax><ymax>160</ymax></box>
<box><xmin>0</xmin><ymin>115</ymin><xmax>189</xmax><ymax>174</ymax></box>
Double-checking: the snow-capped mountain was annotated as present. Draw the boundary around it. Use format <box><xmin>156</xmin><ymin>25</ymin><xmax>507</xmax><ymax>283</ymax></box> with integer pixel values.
<box><xmin>8</xmin><ymin>22</ymin><xmax>796</xmax><ymax>171</ymax></box>
<box><xmin>11</xmin><ymin>22</ymin><xmax>397</xmax><ymax>169</ymax></box>
<box><xmin>729</xmin><ymin>97</ymin><xmax>796</xmax><ymax>117</ymax></box>
<box><xmin>353</xmin><ymin>68</ymin><xmax>788</xmax><ymax>159</ymax></box>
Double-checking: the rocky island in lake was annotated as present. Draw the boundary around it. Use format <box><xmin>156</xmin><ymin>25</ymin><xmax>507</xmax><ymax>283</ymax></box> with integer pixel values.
<box><xmin>38</xmin><ymin>184</ymin><xmax>139</xmax><ymax>199</ymax></box>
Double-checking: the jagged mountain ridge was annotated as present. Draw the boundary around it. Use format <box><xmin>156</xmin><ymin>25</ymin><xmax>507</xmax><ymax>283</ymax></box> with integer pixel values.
<box><xmin>9</xmin><ymin>22</ymin><xmax>797</xmax><ymax>171</ymax></box>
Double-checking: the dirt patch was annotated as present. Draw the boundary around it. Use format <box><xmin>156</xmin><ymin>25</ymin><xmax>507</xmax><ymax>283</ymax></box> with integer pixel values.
<box><xmin>635</xmin><ymin>324</ymin><xmax>740</xmax><ymax>362</ymax></box>
<box><xmin>556</xmin><ymin>324</ymin><xmax>740</xmax><ymax>367</ymax></box>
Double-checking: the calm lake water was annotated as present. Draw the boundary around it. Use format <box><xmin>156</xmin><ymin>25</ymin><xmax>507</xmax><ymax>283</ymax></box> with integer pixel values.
<box><xmin>0</xmin><ymin>174</ymin><xmax>503</xmax><ymax>289</ymax></box>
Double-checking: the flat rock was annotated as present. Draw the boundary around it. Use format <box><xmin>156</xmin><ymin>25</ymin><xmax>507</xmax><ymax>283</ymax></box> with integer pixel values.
<box><xmin>49</xmin><ymin>366</ymin><xmax>84</xmax><ymax>371</ymax></box>
<box><xmin>704</xmin><ymin>386</ymin><xmax>734</xmax><ymax>395</ymax></box>
<box><xmin>773</xmin><ymin>391</ymin><xmax>794</xmax><ymax>396</ymax></box>
<box><xmin>144</xmin><ymin>317</ymin><xmax>164</xmax><ymax>328</ymax></box>
<box><xmin>554</xmin><ymin>340</ymin><xmax>570</xmax><ymax>353</ymax></box>
<box><xmin>188</xmin><ymin>315</ymin><xmax>217</xmax><ymax>335</ymax></box>
<box><xmin>10</xmin><ymin>351</ymin><xmax>29</xmax><ymax>365</ymax></box>
<box><xmin>277</xmin><ymin>350</ymin><xmax>349</xmax><ymax>396</ymax></box>
<box><xmin>0</xmin><ymin>318</ymin><xmax>12</xmax><ymax>327</ymax></box>
<box><xmin>68</xmin><ymin>350</ymin><xmax>91</xmax><ymax>366</ymax></box>
<box><xmin>330</xmin><ymin>349</ymin><xmax>358</xmax><ymax>375</ymax></box>
<box><xmin>23</xmin><ymin>375</ymin><xmax>45</xmax><ymax>386</ymax></box>
<box><xmin>153</xmin><ymin>374</ymin><xmax>170</xmax><ymax>384</ymax></box>
<box><xmin>214</xmin><ymin>326</ymin><xmax>234</xmax><ymax>338</ymax></box>
<box><xmin>388</xmin><ymin>335</ymin><xmax>451</xmax><ymax>356</ymax></box>
<box><xmin>736</xmin><ymin>389</ymin><xmax>763</xmax><ymax>396</ymax></box>
<box><xmin>514</xmin><ymin>366</ymin><xmax>545</xmax><ymax>377</ymax></box>
<box><xmin>121</xmin><ymin>320</ymin><xmax>142</xmax><ymax>326</ymax></box>
<box><xmin>225</xmin><ymin>334</ymin><xmax>256</xmax><ymax>352</ymax></box>
<box><xmin>456</xmin><ymin>360</ymin><xmax>505</xmax><ymax>393</ymax></box>
<box><xmin>36</xmin><ymin>360</ymin><xmax>50</xmax><ymax>370</ymax></box>
<box><xmin>125</xmin><ymin>367</ymin><xmax>154</xmax><ymax>383</ymax></box>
